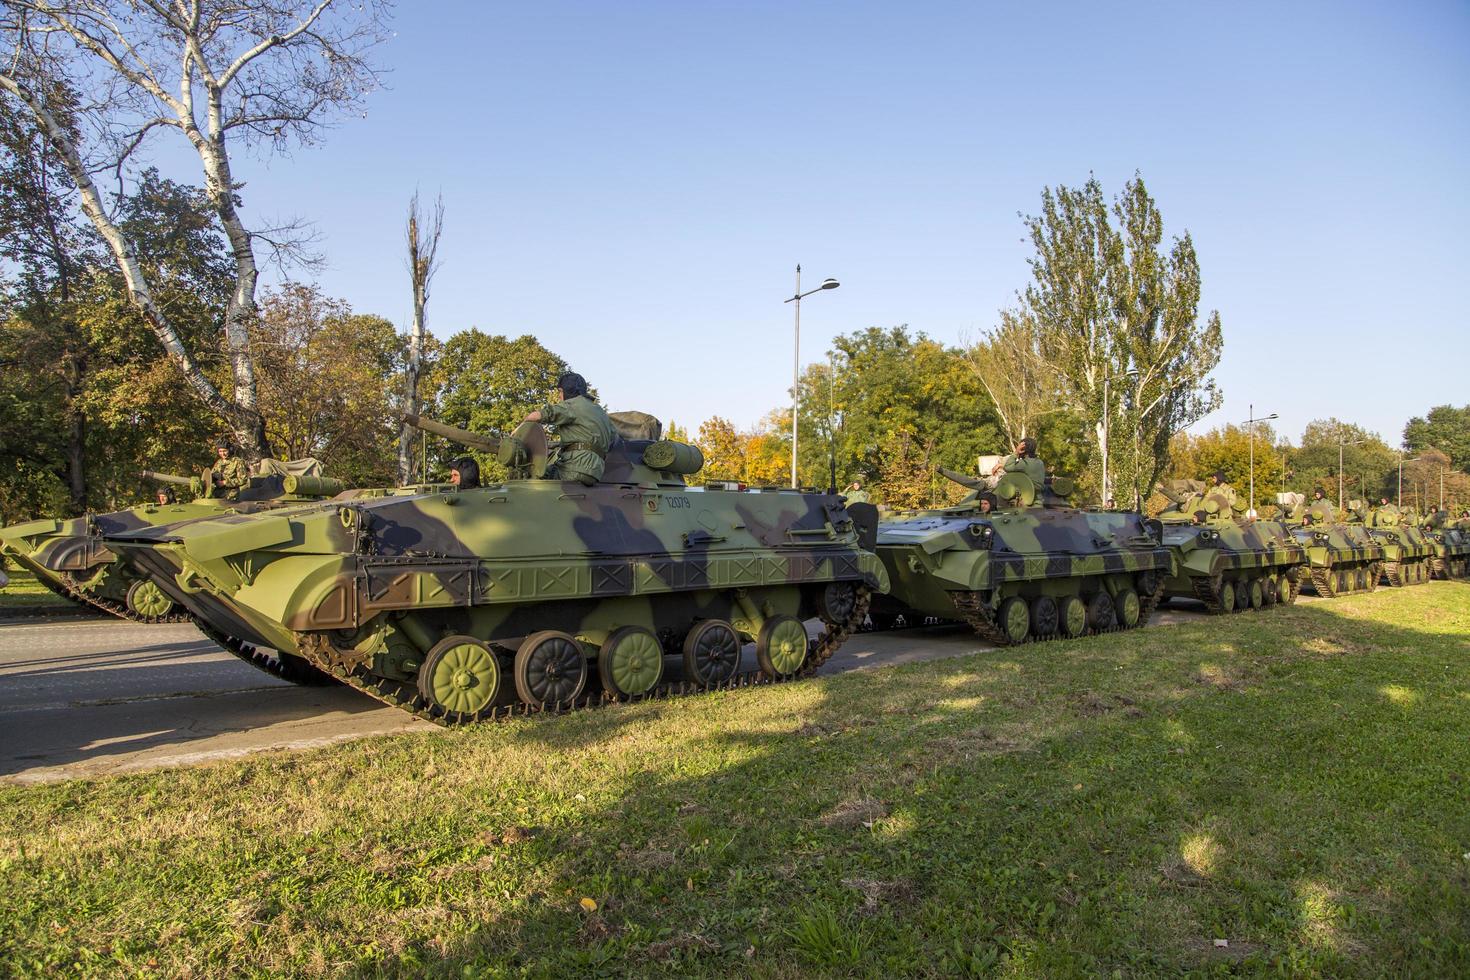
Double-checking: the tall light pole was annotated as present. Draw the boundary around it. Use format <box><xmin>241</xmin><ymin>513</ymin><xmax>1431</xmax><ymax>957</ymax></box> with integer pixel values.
<box><xmin>1397</xmin><ymin>453</ymin><xmax>1421</xmax><ymax>508</ymax></box>
<box><xmin>1243</xmin><ymin>403</ymin><xmax>1278</xmax><ymax>517</ymax></box>
<box><xmin>1338</xmin><ymin>433</ymin><xmax>1366</xmax><ymax>517</ymax></box>
<box><xmin>784</xmin><ymin>265</ymin><xmax>840</xmax><ymax>489</ymax></box>
<box><xmin>1100</xmin><ymin>369</ymin><xmax>1137</xmax><ymax>505</ymax></box>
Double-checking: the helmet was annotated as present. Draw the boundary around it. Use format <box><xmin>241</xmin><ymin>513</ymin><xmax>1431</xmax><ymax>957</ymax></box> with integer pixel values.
<box><xmin>556</xmin><ymin>372</ymin><xmax>588</xmax><ymax>399</ymax></box>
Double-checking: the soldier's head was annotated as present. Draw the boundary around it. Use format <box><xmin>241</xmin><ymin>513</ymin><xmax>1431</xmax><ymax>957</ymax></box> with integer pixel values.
<box><xmin>979</xmin><ymin>495</ymin><xmax>994</xmax><ymax>513</ymax></box>
<box><xmin>449</xmin><ymin>456</ymin><xmax>480</xmax><ymax>490</ymax></box>
<box><xmin>1379</xmin><ymin>496</ymin><xmax>1389</xmax><ymax>506</ymax></box>
<box><xmin>215</xmin><ymin>441</ymin><xmax>232</xmax><ymax>460</ymax></box>
<box><xmin>1312</xmin><ymin>488</ymin><xmax>1325</xmax><ymax>500</ymax></box>
<box><xmin>556</xmin><ymin>372</ymin><xmax>589</xmax><ymax>401</ymax></box>
<box><xmin>1105</xmin><ymin>497</ymin><xmax>1117</xmax><ymax>510</ymax></box>
<box><xmin>1015</xmin><ymin>437</ymin><xmax>1037</xmax><ymax>458</ymax></box>
<box><xmin>156</xmin><ymin>488</ymin><xmax>174</xmax><ymax>505</ymax></box>
<box><xmin>1210</xmin><ymin>470</ymin><xmax>1225</xmax><ymax>486</ymax></box>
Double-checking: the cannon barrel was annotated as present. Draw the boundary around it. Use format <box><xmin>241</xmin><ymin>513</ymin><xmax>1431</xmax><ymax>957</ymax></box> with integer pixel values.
<box><xmin>283</xmin><ymin>475</ymin><xmax>347</xmax><ymax>497</ymax></box>
<box><xmin>140</xmin><ymin>469</ymin><xmax>195</xmax><ymax>486</ymax></box>
<box><xmin>402</xmin><ymin>413</ymin><xmax>501</xmax><ymax>454</ymax></box>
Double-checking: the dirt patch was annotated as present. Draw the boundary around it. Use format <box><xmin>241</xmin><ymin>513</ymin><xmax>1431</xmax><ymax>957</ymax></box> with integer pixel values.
<box><xmin>639</xmin><ymin>932</ymin><xmax>722</xmax><ymax>961</ymax></box>
<box><xmin>842</xmin><ymin>876</ymin><xmax>917</xmax><ymax>914</ymax></box>
<box><xmin>619</xmin><ymin>841</ymin><xmax>679</xmax><ymax>871</ymax></box>
<box><xmin>819</xmin><ymin>796</ymin><xmax>887</xmax><ymax>830</ymax></box>
<box><xmin>477</xmin><ymin>825</ymin><xmax>537</xmax><ymax>847</ymax></box>
<box><xmin>1159</xmin><ymin>860</ymin><xmax>1209</xmax><ymax>888</ymax></box>
<box><xmin>1183</xmin><ymin>936</ymin><xmax>1266</xmax><ymax>963</ymax></box>
<box><xmin>1192</xmin><ymin>666</ymin><xmax>1246</xmax><ymax>692</ymax></box>
<box><xmin>1068</xmin><ymin>691</ymin><xmax>1137</xmax><ymax>717</ymax></box>
<box><xmin>926</xmin><ymin>728</ymin><xmax>1024</xmax><ymax>759</ymax></box>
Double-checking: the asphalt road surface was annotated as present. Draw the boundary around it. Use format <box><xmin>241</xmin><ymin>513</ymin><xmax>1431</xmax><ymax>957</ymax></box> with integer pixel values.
<box><xmin>0</xmin><ymin>601</ymin><xmax>1217</xmax><ymax>785</ymax></box>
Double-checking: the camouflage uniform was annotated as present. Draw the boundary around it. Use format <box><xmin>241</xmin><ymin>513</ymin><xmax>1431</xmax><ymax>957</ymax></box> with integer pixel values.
<box><xmin>1211</xmin><ymin>481</ymin><xmax>1239</xmax><ymax>511</ymax></box>
<box><xmin>1000</xmin><ymin>452</ymin><xmax>1046</xmax><ymax>487</ymax></box>
<box><xmin>541</xmin><ymin>395</ymin><xmax>616</xmax><ymax>486</ymax></box>
<box><xmin>845</xmin><ymin>488</ymin><xmax>870</xmax><ymax>504</ymax></box>
<box><xmin>210</xmin><ymin>456</ymin><xmax>251</xmax><ymax>496</ymax></box>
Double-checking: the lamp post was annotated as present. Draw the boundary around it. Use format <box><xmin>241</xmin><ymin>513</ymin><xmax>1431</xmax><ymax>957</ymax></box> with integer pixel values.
<box><xmin>1243</xmin><ymin>403</ymin><xmax>1278</xmax><ymax>517</ymax></box>
<box><xmin>1337</xmin><ymin>434</ymin><xmax>1366</xmax><ymax>517</ymax></box>
<box><xmin>1100</xmin><ymin>369</ymin><xmax>1138</xmax><ymax>505</ymax></box>
<box><xmin>784</xmin><ymin>265</ymin><xmax>840</xmax><ymax>489</ymax></box>
<box><xmin>1397</xmin><ymin>453</ymin><xmax>1421</xmax><ymax>508</ymax></box>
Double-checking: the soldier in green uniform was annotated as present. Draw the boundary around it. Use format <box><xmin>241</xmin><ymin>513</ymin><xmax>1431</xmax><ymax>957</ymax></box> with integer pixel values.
<box><xmin>1207</xmin><ymin>470</ymin><xmax>1238</xmax><ymax>511</ymax></box>
<box><xmin>524</xmin><ymin>372</ymin><xmax>616</xmax><ymax>486</ymax></box>
<box><xmin>843</xmin><ymin>480</ymin><xmax>870</xmax><ymax>504</ymax></box>
<box><xmin>208</xmin><ymin>442</ymin><xmax>251</xmax><ymax>498</ymax></box>
<box><xmin>990</xmin><ymin>437</ymin><xmax>1047</xmax><ymax>486</ymax></box>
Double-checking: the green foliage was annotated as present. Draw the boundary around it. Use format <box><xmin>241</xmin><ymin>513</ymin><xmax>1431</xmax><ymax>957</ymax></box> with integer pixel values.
<box><xmin>1403</xmin><ymin>405</ymin><xmax>1470</xmax><ymax>471</ymax></box>
<box><xmin>1016</xmin><ymin>173</ymin><xmax>1223</xmax><ymax>508</ymax></box>
<box><xmin>795</xmin><ymin>326</ymin><xmax>1003</xmax><ymax>502</ymax></box>
<box><xmin>426</xmin><ymin>331</ymin><xmax>572</xmax><ymax>483</ymax></box>
<box><xmin>1164</xmin><ymin>424</ymin><xmax>1286</xmax><ymax>512</ymax></box>
<box><xmin>1288</xmin><ymin>419</ymin><xmax>1398</xmax><ymax>506</ymax></box>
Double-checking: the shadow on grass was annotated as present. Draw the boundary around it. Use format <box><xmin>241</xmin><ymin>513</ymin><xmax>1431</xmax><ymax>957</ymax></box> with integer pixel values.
<box><xmin>357</xmin><ymin>585</ymin><xmax>1470</xmax><ymax>977</ymax></box>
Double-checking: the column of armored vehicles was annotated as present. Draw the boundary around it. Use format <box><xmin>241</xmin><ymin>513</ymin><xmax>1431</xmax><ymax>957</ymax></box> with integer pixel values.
<box><xmin>2</xmin><ymin>415</ymin><xmax>1467</xmax><ymax>727</ymax></box>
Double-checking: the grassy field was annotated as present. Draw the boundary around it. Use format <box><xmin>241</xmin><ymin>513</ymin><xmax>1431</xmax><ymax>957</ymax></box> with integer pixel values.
<box><xmin>0</xmin><ymin>564</ymin><xmax>75</xmax><ymax>612</ymax></box>
<box><xmin>2</xmin><ymin>585</ymin><xmax>1468</xmax><ymax>977</ymax></box>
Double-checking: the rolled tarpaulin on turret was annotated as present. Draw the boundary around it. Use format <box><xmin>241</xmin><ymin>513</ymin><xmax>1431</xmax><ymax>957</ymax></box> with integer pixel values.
<box><xmin>642</xmin><ymin>440</ymin><xmax>704</xmax><ymax>475</ymax></box>
<box><xmin>402</xmin><ymin>413</ymin><xmax>501</xmax><ymax>454</ymax></box>
<box><xmin>283</xmin><ymin>475</ymin><xmax>347</xmax><ymax>497</ymax></box>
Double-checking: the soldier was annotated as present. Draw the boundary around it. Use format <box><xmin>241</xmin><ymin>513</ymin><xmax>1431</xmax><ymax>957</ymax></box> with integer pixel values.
<box><xmin>990</xmin><ymin>437</ymin><xmax>1047</xmax><ymax>486</ymax></box>
<box><xmin>843</xmin><ymin>480</ymin><xmax>870</xmax><ymax>504</ymax></box>
<box><xmin>1207</xmin><ymin>470</ymin><xmax>1238</xmax><ymax>510</ymax></box>
<box><xmin>978</xmin><ymin>495</ymin><xmax>995</xmax><ymax>514</ymax></box>
<box><xmin>449</xmin><ymin>456</ymin><xmax>481</xmax><ymax>490</ymax></box>
<box><xmin>155</xmin><ymin>488</ymin><xmax>175</xmax><ymax>506</ymax></box>
<box><xmin>208</xmin><ymin>441</ymin><xmax>251</xmax><ymax>497</ymax></box>
<box><xmin>1104</xmin><ymin>498</ymin><xmax>1117</xmax><ymax>510</ymax></box>
<box><xmin>524</xmin><ymin>372</ymin><xmax>616</xmax><ymax>486</ymax></box>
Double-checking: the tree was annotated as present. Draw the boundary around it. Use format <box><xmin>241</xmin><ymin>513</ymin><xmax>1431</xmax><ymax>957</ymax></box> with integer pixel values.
<box><xmin>1403</xmin><ymin>405</ymin><xmax>1470</xmax><ymax>472</ymax></box>
<box><xmin>695</xmin><ymin>417</ymin><xmax>746</xmax><ymax>483</ymax></box>
<box><xmin>966</xmin><ymin>309</ymin><xmax>1055</xmax><ymax>445</ymax></box>
<box><xmin>398</xmin><ymin>191</ymin><xmax>444</xmax><ymax>485</ymax></box>
<box><xmin>251</xmin><ymin>284</ymin><xmax>406</xmax><ymax>487</ymax></box>
<box><xmin>1288</xmin><ymin>419</ymin><xmax>1397</xmax><ymax>511</ymax></box>
<box><xmin>1401</xmin><ymin>448</ymin><xmax>1470</xmax><ymax>516</ymax></box>
<box><xmin>1163</xmin><ymin>424</ymin><xmax>1286</xmax><ymax>514</ymax></box>
<box><xmin>1018</xmin><ymin>174</ymin><xmax>1223</xmax><ymax>509</ymax></box>
<box><xmin>426</xmin><ymin>331</ymin><xmax>571</xmax><ymax>483</ymax></box>
<box><xmin>1</xmin><ymin>1</ymin><xmax>389</xmax><ymax>456</ymax></box>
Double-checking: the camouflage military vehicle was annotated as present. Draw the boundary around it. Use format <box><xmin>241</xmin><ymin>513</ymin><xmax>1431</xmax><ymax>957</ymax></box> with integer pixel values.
<box><xmin>869</xmin><ymin>466</ymin><xmax>1173</xmax><ymax>645</ymax></box>
<box><xmin>1275</xmin><ymin>493</ymin><xmax>1385</xmax><ymax>597</ymax></box>
<box><xmin>1422</xmin><ymin>510</ymin><xmax>1470</xmax><ymax>580</ymax></box>
<box><xmin>103</xmin><ymin>414</ymin><xmax>888</xmax><ymax>724</ymax></box>
<box><xmin>0</xmin><ymin>462</ymin><xmax>343</xmax><ymax>622</ymax></box>
<box><xmin>1363</xmin><ymin>503</ymin><xmax>1435</xmax><ymax>586</ymax></box>
<box><xmin>1155</xmin><ymin>480</ymin><xmax>1306</xmax><ymax>613</ymax></box>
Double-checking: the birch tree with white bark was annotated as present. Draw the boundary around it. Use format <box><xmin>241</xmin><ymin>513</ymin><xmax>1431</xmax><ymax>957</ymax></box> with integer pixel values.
<box><xmin>0</xmin><ymin>1</ymin><xmax>390</xmax><ymax>458</ymax></box>
<box><xmin>1019</xmin><ymin>174</ymin><xmax>1222</xmax><ymax>507</ymax></box>
<box><xmin>966</xmin><ymin>308</ymin><xmax>1055</xmax><ymax>445</ymax></box>
<box><xmin>397</xmin><ymin>189</ymin><xmax>442</xmax><ymax>485</ymax></box>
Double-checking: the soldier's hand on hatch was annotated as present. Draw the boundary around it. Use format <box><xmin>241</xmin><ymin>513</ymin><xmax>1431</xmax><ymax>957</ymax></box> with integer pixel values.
<box><xmin>525</xmin><ymin>410</ymin><xmax>542</xmax><ymax>423</ymax></box>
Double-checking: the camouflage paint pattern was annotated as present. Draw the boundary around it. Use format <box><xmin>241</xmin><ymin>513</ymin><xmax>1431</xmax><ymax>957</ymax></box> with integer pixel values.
<box><xmin>1155</xmin><ymin>480</ymin><xmax>1307</xmax><ymax>613</ymax></box>
<box><xmin>1364</xmin><ymin>504</ymin><xmax>1440</xmax><ymax>586</ymax></box>
<box><xmin>871</xmin><ymin>472</ymin><xmax>1173</xmax><ymax>644</ymax></box>
<box><xmin>104</xmin><ymin>432</ymin><xmax>887</xmax><ymax>717</ymax></box>
<box><xmin>1420</xmin><ymin>510</ymin><xmax>1470</xmax><ymax>580</ymax></box>
<box><xmin>1278</xmin><ymin>495</ymin><xmax>1387</xmax><ymax>597</ymax></box>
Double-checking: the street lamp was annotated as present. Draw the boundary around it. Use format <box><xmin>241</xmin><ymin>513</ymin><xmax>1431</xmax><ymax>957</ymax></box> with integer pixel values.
<box><xmin>1243</xmin><ymin>403</ymin><xmax>1278</xmax><ymax>517</ymax></box>
<box><xmin>1337</xmin><ymin>433</ymin><xmax>1366</xmax><ymax>517</ymax></box>
<box><xmin>1101</xmin><ymin>368</ymin><xmax>1138</xmax><ymax>505</ymax></box>
<box><xmin>784</xmin><ymin>265</ymin><xmax>840</xmax><ymax>489</ymax></box>
<box><xmin>1397</xmin><ymin>452</ymin><xmax>1421</xmax><ymax>508</ymax></box>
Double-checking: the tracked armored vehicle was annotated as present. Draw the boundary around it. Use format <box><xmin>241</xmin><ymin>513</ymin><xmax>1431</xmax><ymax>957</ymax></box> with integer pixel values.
<box><xmin>1422</xmin><ymin>510</ymin><xmax>1470</xmax><ymax>580</ymax></box>
<box><xmin>0</xmin><ymin>462</ymin><xmax>343</xmax><ymax>622</ymax></box>
<box><xmin>1364</xmin><ymin>504</ymin><xmax>1435</xmax><ymax>586</ymax></box>
<box><xmin>104</xmin><ymin>415</ymin><xmax>887</xmax><ymax>725</ymax></box>
<box><xmin>869</xmin><ymin>467</ymin><xmax>1173</xmax><ymax>645</ymax></box>
<box><xmin>1155</xmin><ymin>480</ymin><xmax>1306</xmax><ymax>613</ymax></box>
<box><xmin>1275</xmin><ymin>494</ymin><xmax>1385</xmax><ymax>598</ymax></box>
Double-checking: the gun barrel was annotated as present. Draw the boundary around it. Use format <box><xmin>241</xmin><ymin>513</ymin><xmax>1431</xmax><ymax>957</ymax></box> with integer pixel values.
<box><xmin>402</xmin><ymin>413</ymin><xmax>501</xmax><ymax>454</ymax></box>
<box><xmin>140</xmin><ymin>469</ymin><xmax>194</xmax><ymax>486</ymax></box>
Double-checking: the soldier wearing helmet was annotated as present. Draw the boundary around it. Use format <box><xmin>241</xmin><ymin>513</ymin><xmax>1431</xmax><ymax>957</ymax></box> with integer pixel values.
<box><xmin>449</xmin><ymin>456</ymin><xmax>481</xmax><ymax>490</ymax></box>
<box><xmin>524</xmin><ymin>371</ymin><xmax>616</xmax><ymax>486</ymax></box>
<box><xmin>207</xmin><ymin>440</ymin><xmax>251</xmax><ymax>498</ymax></box>
<box><xmin>1206</xmin><ymin>470</ymin><xmax>1238</xmax><ymax>511</ymax></box>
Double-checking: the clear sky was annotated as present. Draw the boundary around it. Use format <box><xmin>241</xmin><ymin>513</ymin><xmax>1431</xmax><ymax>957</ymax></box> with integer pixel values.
<box><xmin>214</xmin><ymin>0</ymin><xmax>1469</xmax><ymax>446</ymax></box>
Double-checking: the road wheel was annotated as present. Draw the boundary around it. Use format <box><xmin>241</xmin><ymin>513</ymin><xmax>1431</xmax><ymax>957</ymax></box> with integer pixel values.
<box><xmin>756</xmin><ymin>615</ymin><xmax>810</xmax><ymax>678</ymax></box>
<box><xmin>417</xmin><ymin>635</ymin><xmax>505</xmax><ymax>721</ymax></box>
<box><xmin>682</xmin><ymin>619</ymin><xmax>742</xmax><ymax>686</ymax></box>
<box><xmin>1029</xmin><ymin>596</ymin><xmax>1059</xmax><ymax>638</ymax></box>
<box><xmin>1277</xmin><ymin>572</ymin><xmax>1296</xmax><ymax>604</ymax></box>
<box><xmin>1059</xmin><ymin>596</ymin><xmax>1088</xmax><ymax>638</ymax></box>
<box><xmin>1114</xmin><ymin>587</ymin><xmax>1141</xmax><ymax>628</ymax></box>
<box><xmin>514</xmin><ymin>630</ymin><xmax>588</xmax><ymax>707</ymax></box>
<box><xmin>1234</xmin><ymin>579</ymin><xmax>1251</xmax><ymax>611</ymax></box>
<box><xmin>998</xmin><ymin>596</ymin><xmax>1030</xmax><ymax>645</ymax></box>
<box><xmin>1217</xmin><ymin>580</ymin><xmax>1236</xmax><ymax>614</ymax></box>
<box><xmin>1262</xmin><ymin>576</ymin><xmax>1278</xmax><ymax>605</ymax></box>
<box><xmin>598</xmin><ymin>626</ymin><xmax>665</xmax><ymax>698</ymax></box>
<box><xmin>125</xmin><ymin>579</ymin><xmax>175</xmax><ymax>620</ymax></box>
<box><xmin>1247</xmin><ymin>578</ymin><xmax>1264</xmax><ymax>610</ymax></box>
<box><xmin>1086</xmin><ymin>591</ymin><xmax>1115</xmax><ymax>631</ymax></box>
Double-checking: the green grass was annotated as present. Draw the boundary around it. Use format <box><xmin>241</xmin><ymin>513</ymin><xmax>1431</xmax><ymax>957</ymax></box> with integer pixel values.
<box><xmin>3</xmin><ymin>585</ymin><xmax>1469</xmax><ymax>977</ymax></box>
<box><xmin>0</xmin><ymin>565</ymin><xmax>74</xmax><ymax>612</ymax></box>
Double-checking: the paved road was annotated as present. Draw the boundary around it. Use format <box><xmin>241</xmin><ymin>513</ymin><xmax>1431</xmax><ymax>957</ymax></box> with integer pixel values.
<box><xmin>0</xmin><ymin>601</ymin><xmax>1220</xmax><ymax>785</ymax></box>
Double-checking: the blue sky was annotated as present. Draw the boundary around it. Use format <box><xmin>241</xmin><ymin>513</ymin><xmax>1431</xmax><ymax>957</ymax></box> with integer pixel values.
<box><xmin>211</xmin><ymin>0</ymin><xmax>1468</xmax><ymax>446</ymax></box>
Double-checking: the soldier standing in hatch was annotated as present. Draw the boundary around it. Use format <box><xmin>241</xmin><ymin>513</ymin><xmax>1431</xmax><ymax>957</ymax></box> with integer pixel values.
<box><xmin>524</xmin><ymin>372</ymin><xmax>616</xmax><ymax>486</ymax></box>
<box><xmin>208</xmin><ymin>441</ymin><xmax>251</xmax><ymax>497</ymax></box>
<box><xmin>449</xmin><ymin>456</ymin><xmax>481</xmax><ymax>490</ymax></box>
<box><xmin>1207</xmin><ymin>470</ymin><xmax>1238</xmax><ymax>510</ymax></box>
<box><xmin>990</xmin><ymin>437</ymin><xmax>1047</xmax><ymax>486</ymax></box>
<box><xmin>843</xmin><ymin>480</ymin><xmax>869</xmax><ymax>504</ymax></box>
